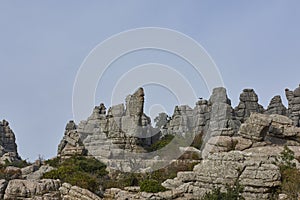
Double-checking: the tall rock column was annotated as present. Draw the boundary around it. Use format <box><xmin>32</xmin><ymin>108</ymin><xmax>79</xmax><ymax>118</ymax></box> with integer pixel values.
<box><xmin>0</xmin><ymin>120</ymin><xmax>20</xmax><ymax>163</ymax></box>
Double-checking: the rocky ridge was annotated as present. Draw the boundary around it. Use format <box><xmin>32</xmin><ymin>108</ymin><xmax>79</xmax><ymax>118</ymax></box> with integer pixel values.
<box><xmin>1</xmin><ymin>84</ymin><xmax>300</xmax><ymax>199</ymax></box>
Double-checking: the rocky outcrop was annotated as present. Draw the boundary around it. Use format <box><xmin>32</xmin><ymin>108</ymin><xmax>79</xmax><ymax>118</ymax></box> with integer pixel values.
<box><xmin>59</xmin><ymin>182</ymin><xmax>101</xmax><ymax>200</ymax></box>
<box><xmin>57</xmin><ymin>120</ymin><xmax>86</xmax><ymax>158</ymax></box>
<box><xmin>0</xmin><ymin>120</ymin><xmax>20</xmax><ymax>164</ymax></box>
<box><xmin>1</xmin><ymin>179</ymin><xmax>102</xmax><ymax>200</ymax></box>
<box><xmin>207</xmin><ymin>87</ymin><xmax>240</xmax><ymax>137</ymax></box>
<box><xmin>285</xmin><ymin>84</ymin><xmax>300</xmax><ymax>127</ymax></box>
<box><xmin>235</xmin><ymin>89</ymin><xmax>264</xmax><ymax>123</ymax></box>
<box><xmin>3</xmin><ymin>179</ymin><xmax>61</xmax><ymax>199</ymax></box>
<box><xmin>69</xmin><ymin>88</ymin><xmax>157</xmax><ymax>172</ymax></box>
<box><xmin>162</xmin><ymin>151</ymin><xmax>281</xmax><ymax>200</ymax></box>
<box><xmin>265</xmin><ymin>95</ymin><xmax>287</xmax><ymax>116</ymax></box>
<box><xmin>164</xmin><ymin>87</ymin><xmax>240</xmax><ymax>148</ymax></box>
<box><xmin>238</xmin><ymin>113</ymin><xmax>300</xmax><ymax>144</ymax></box>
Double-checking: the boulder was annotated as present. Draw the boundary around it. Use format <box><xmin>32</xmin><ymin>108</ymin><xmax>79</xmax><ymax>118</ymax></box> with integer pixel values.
<box><xmin>163</xmin><ymin>151</ymin><xmax>281</xmax><ymax>200</ymax></box>
<box><xmin>3</xmin><ymin>179</ymin><xmax>61</xmax><ymax>199</ymax></box>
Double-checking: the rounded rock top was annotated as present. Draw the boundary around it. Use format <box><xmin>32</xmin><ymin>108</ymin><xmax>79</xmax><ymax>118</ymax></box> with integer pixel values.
<box><xmin>294</xmin><ymin>85</ymin><xmax>300</xmax><ymax>97</ymax></box>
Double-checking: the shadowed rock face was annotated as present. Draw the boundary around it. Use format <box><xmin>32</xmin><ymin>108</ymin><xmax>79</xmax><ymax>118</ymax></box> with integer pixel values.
<box><xmin>285</xmin><ymin>84</ymin><xmax>300</xmax><ymax>127</ymax></box>
<box><xmin>0</xmin><ymin>120</ymin><xmax>20</xmax><ymax>164</ymax></box>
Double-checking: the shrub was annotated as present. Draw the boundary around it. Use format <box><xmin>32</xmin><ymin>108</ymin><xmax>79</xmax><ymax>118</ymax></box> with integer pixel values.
<box><xmin>202</xmin><ymin>181</ymin><xmax>245</xmax><ymax>200</ymax></box>
<box><xmin>140</xmin><ymin>179</ymin><xmax>167</xmax><ymax>193</ymax></box>
<box><xmin>43</xmin><ymin>156</ymin><xmax>108</xmax><ymax>193</ymax></box>
<box><xmin>102</xmin><ymin>172</ymin><xmax>141</xmax><ymax>189</ymax></box>
<box><xmin>147</xmin><ymin>135</ymin><xmax>174</xmax><ymax>152</ymax></box>
<box><xmin>278</xmin><ymin>146</ymin><xmax>300</xmax><ymax>199</ymax></box>
<box><xmin>45</xmin><ymin>157</ymin><xmax>61</xmax><ymax>168</ymax></box>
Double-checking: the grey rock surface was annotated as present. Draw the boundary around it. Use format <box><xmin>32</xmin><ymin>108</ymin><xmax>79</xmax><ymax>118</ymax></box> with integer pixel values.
<box><xmin>235</xmin><ymin>89</ymin><xmax>264</xmax><ymax>123</ymax></box>
<box><xmin>265</xmin><ymin>95</ymin><xmax>287</xmax><ymax>116</ymax></box>
<box><xmin>0</xmin><ymin>120</ymin><xmax>20</xmax><ymax>164</ymax></box>
<box><xmin>3</xmin><ymin>179</ymin><xmax>61</xmax><ymax>199</ymax></box>
<box><xmin>57</xmin><ymin>120</ymin><xmax>86</xmax><ymax>159</ymax></box>
<box><xmin>285</xmin><ymin>84</ymin><xmax>300</xmax><ymax>126</ymax></box>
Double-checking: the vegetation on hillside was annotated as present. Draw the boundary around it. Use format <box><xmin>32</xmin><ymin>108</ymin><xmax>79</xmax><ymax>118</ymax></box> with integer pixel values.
<box><xmin>103</xmin><ymin>161</ymin><xmax>198</xmax><ymax>193</ymax></box>
<box><xmin>201</xmin><ymin>181</ymin><xmax>245</xmax><ymax>200</ymax></box>
<box><xmin>277</xmin><ymin>146</ymin><xmax>300</xmax><ymax>200</ymax></box>
<box><xmin>43</xmin><ymin>156</ymin><xmax>108</xmax><ymax>195</ymax></box>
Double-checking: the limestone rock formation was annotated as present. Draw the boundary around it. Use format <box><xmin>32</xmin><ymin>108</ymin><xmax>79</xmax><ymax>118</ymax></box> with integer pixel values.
<box><xmin>162</xmin><ymin>151</ymin><xmax>281</xmax><ymax>200</ymax></box>
<box><xmin>207</xmin><ymin>87</ymin><xmax>240</xmax><ymax>137</ymax></box>
<box><xmin>164</xmin><ymin>87</ymin><xmax>240</xmax><ymax>146</ymax></box>
<box><xmin>235</xmin><ymin>89</ymin><xmax>264</xmax><ymax>123</ymax></box>
<box><xmin>0</xmin><ymin>120</ymin><xmax>20</xmax><ymax>164</ymax></box>
<box><xmin>238</xmin><ymin>113</ymin><xmax>300</xmax><ymax>145</ymax></box>
<box><xmin>59</xmin><ymin>182</ymin><xmax>101</xmax><ymax>200</ymax></box>
<box><xmin>1</xmin><ymin>179</ymin><xmax>102</xmax><ymax>200</ymax></box>
<box><xmin>68</xmin><ymin>88</ymin><xmax>157</xmax><ymax>172</ymax></box>
<box><xmin>57</xmin><ymin>120</ymin><xmax>86</xmax><ymax>158</ymax></box>
<box><xmin>285</xmin><ymin>84</ymin><xmax>300</xmax><ymax>126</ymax></box>
<box><xmin>265</xmin><ymin>95</ymin><xmax>287</xmax><ymax>116</ymax></box>
<box><xmin>3</xmin><ymin>179</ymin><xmax>61</xmax><ymax>199</ymax></box>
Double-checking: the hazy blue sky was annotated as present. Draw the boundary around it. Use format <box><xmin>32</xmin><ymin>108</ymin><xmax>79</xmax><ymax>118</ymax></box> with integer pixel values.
<box><xmin>0</xmin><ymin>1</ymin><xmax>299</xmax><ymax>161</ymax></box>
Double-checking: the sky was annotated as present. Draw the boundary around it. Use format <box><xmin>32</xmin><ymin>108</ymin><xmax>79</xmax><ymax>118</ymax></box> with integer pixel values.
<box><xmin>0</xmin><ymin>1</ymin><xmax>299</xmax><ymax>161</ymax></box>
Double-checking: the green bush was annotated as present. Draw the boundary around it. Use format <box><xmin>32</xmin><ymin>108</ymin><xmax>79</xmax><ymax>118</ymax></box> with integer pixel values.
<box><xmin>140</xmin><ymin>179</ymin><xmax>167</xmax><ymax>193</ymax></box>
<box><xmin>202</xmin><ymin>181</ymin><xmax>245</xmax><ymax>200</ymax></box>
<box><xmin>278</xmin><ymin>146</ymin><xmax>300</xmax><ymax>199</ymax></box>
<box><xmin>43</xmin><ymin>156</ymin><xmax>108</xmax><ymax>193</ymax></box>
<box><xmin>102</xmin><ymin>172</ymin><xmax>141</xmax><ymax>189</ymax></box>
<box><xmin>45</xmin><ymin>157</ymin><xmax>61</xmax><ymax>168</ymax></box>
<box><xmin>147</xmin><ymin>135</ymin><xmax>174</xmax><ymax>152</ymax></box>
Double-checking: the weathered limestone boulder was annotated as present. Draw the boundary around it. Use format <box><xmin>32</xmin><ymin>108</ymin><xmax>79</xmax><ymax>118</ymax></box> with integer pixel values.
<box><xmin>285</xmin><ymin>84</ymin><xmax>300</xmax><ymax>126</ymax></box>
<box><xmin>235</xmin><ymin>89</ymin><xmax>264</xmax><ymax>123</ymax></box>
<box><xmin>238</xmin><ymin>113</ymin><xmax>300</xmax><ymax>144</ymax></box>
<box><xmin>3</xmin><ymin>179</ymin><xmax>61</xmax><ymax>199</ymax></box>
<box><xmin>4</xmin><ymin>166</ymin><xmax>22</xmax><ymax>179</ymax></box>
<box><xmin>163</xmin><ymin>151</ymin><xmax>281</xmax><ymax>200</ymax></box>
<box><xmin>203</xmin><ymin>136</ymin><xmax>253</xmax><ymax>155</ymax></box>
<box><xmin>265</xmin><ymin>95</ymin><xmax>287</xmax><ymax>116</ymax></box>
<box><xmin>59</xmin><ymin>182</ymin><xmax>101</xmax><ymax>200</ymax></box>
<box><xmin>104</xmin><ymin>187</ymin><xmax>184</xmax><ymax>200</ymax></box>
<box><xmin>26</xmin><ymin>165</ymin><xmax>55</xmax><ymax>180</ymax></box>
<box><xmin>238</xmin><ymin>113</ymin><xmax>272</xmax><ymax>141</ymax></box>
<box><xmin>57</xmin><ymin>120</ymin><xmax>86</xmax><ymax>158</ymax></box>
<box><xmin>0</xmin><ymin>120</ymin><xmax>20</xmax><ymax>164</ymax></box>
